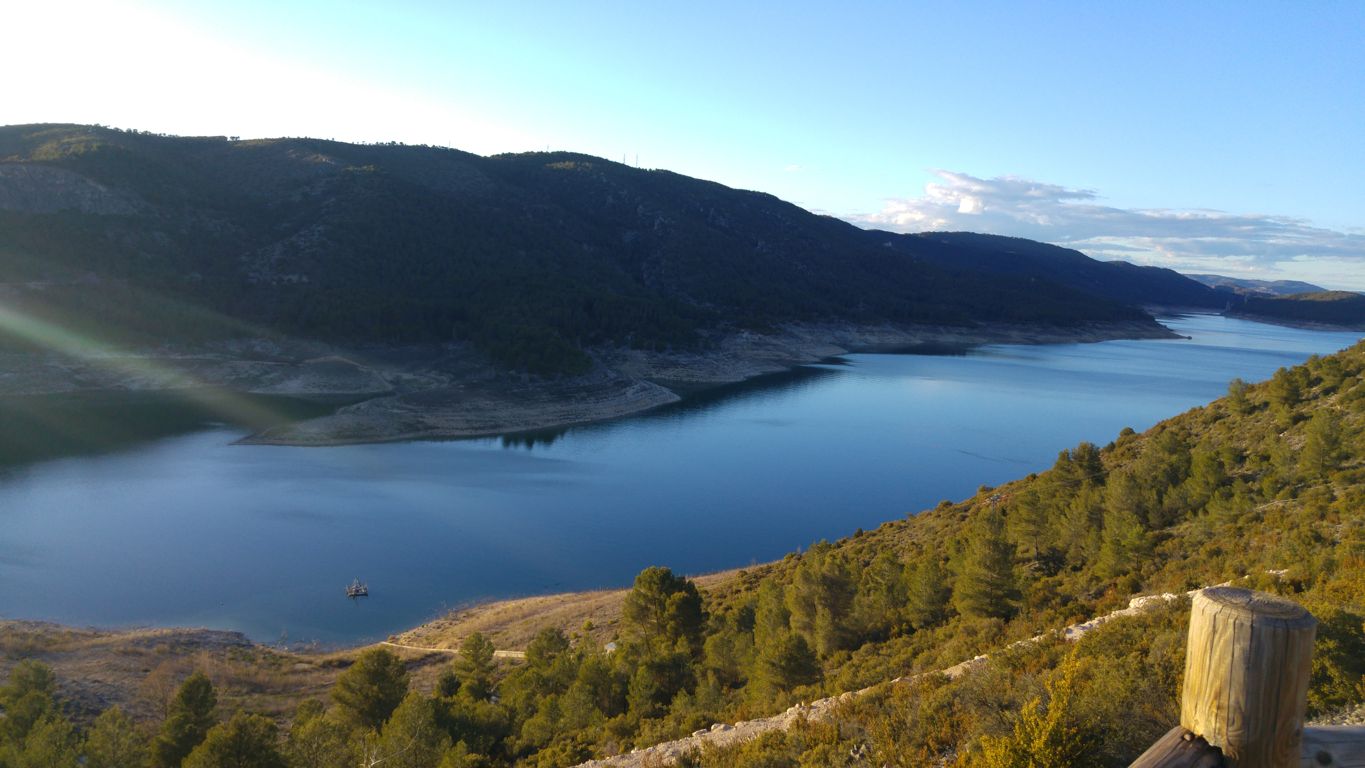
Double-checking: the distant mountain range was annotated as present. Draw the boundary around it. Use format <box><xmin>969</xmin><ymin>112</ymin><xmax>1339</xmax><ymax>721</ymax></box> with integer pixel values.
<box><xmin>0</xmin><ymin>124</ymin><xmax>1343</xmax><ymax>373</ymax></box>
<box><xmin>1185</xmin><ymin>273</ymin><xmax>1326</xmax><ymax>297</ymax></box>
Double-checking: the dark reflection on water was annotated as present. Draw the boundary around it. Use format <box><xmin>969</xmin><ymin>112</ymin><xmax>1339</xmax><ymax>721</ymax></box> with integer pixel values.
<box><xmin>499</xmin><ymin>365</ymin><xmax>843</xmax><ymax>451</ymax></box>
<box><xmin>0</xmin><ymin>315</ymin><xmax>1360</xmax><ymax>645</ymax></box>
<box><xmin>500</xmin><ymin>430</ymin><xmax>567</xmax><ymax>450</ymax></box>
<box><xmin>0</xmin><ymin>390</ymin><xmax>344</xmax><ymax>470</ymax></box>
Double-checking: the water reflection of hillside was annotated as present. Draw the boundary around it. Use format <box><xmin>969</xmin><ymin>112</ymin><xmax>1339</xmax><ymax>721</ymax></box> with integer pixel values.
<box><xmin>498</xmin><ymin>363</ymin><xmax>846</xmax><ymax>450</ymax></box>
<box><xmin>0</xmin><ymin>391</ymin><xmax>342</xmax><ymax>470</ymax></box>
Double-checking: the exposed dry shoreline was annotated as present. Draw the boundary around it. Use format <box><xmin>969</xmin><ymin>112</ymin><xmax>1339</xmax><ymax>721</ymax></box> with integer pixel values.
<box><xmin>247</xmin><ymin>319</ymin><xmax>1177</xmax><ymax>446</ymax></box>
<box><xmin>0</xmin><ymin>318</ymin><xmax>1178</xmax><ymax>446</ymax></box>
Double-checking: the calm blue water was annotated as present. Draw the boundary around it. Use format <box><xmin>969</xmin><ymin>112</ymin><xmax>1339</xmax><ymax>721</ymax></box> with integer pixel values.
<box><xmin>0</xmin><ymin>315</ymin><xmax>1359</xmax><ymax>644</ymax></box>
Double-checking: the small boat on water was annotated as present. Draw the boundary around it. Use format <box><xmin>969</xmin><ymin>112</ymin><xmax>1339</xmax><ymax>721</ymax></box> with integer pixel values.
<box><xmin>347</xmin><ymin>578</ymin><xmax>369</xmax><ymax>598</ymax></box>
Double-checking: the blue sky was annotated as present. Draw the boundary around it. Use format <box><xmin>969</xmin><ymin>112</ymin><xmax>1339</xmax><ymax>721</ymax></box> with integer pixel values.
<box><xmin>3</xmin><ymin>1</ymin><xmax>1363</xmax><ymax>288</ymax></box>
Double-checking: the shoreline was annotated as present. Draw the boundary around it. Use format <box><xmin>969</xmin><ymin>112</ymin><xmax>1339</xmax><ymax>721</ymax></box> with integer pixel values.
<box><xmin>0</xmin><ymin>318</ymin><xmax>1178</xmax><ymax>448</ymax></box>
<box><xmin>0</xmin><ymin>570</ymin><xmax>751</xmax><ymax>721</ymax></box>
<box><xmin>0</xmin><ymin>563</ymin><xmax>751</xmax><ymax>658</ymax></box>
<box><xmin>240</xmin><ymin>318</ymin><xmax>1179</xmax><ymax>447</ymax></box>
<box><xmin>1222</xmin><ymin>310</ymin><xmax>1365</xmax><ymax>332</ymax></box>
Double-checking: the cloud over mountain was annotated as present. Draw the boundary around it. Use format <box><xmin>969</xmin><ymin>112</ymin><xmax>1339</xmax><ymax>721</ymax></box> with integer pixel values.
<box><xmin>853</xmin><ymin>171</ymin><xmax>1365</xmax><ymax>290</ymax></box>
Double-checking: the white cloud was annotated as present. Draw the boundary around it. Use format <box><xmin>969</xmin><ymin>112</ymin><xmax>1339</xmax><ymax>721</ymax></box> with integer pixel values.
<box><xmin>853</xmin><ymin>171</ymin><xmax>1365</xmax><ymax>291</ymax></box>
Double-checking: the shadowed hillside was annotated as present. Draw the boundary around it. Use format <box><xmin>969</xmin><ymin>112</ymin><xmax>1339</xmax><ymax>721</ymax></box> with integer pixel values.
<box><xmin>1229</xmin><ymin>290</ymin><xmax>1365</xmax><ymax>328</ymax></box>
<box><xmin>0</xmin><ymin>124</ymin><xmax>1168</xmax><ymax>375</ymax></box>
<box><xmin>899</xmin><ymin>231</ymin><xmax>1235</xmax><ymax>310</ymax></box>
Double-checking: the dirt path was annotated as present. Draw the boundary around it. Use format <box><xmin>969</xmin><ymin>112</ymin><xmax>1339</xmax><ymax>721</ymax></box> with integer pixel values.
<box><xmin>377</xmin><ymin>640</ymin><xmax>526</xmax><ymax>660</ymax></box>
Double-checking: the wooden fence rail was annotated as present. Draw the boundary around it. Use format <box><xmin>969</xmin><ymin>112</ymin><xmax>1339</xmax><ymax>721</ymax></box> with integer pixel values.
<box><xmin>1130</xmin><ymin>587</ymin><xmax>1365</xmax><ymax>768</ymax></box>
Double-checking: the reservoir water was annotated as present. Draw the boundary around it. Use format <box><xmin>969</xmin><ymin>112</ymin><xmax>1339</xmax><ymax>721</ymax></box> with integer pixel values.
<box><xmin>0</xmin><ymin>314</ymin><xmax>1359</xmax><ymax>645</ymax></box>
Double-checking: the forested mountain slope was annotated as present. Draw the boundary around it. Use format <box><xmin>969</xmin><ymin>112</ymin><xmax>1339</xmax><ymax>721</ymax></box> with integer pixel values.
<box><xmin>899</xmin><ymin>231</ymin><xmax>1234</xmax><ymax>310</ymax></box>
<box><xmin>1187</xmin><ymin>273</ymin><xmax>1325</xmax><ymax>297</ymax></box>
<box><xmin>0</xmin><ymin>124</ymin><xmax>1163</xmax><ymax>375</ymax></box>
<box><xmin>1229</xmin><ymin>291</ymin><xmax>1365</xmax><ymax>329</ymax></box>
<box><xmin>3</xmin><ymin>336</ymin><xmax>1361</xmax><ymax>765</ymax></box>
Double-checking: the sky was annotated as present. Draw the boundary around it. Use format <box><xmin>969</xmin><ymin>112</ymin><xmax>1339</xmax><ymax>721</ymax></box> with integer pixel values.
<box><xmin>3</xmin><ymin>1</ymin><xmax>1363</xmax><ymax>289</ymax></box>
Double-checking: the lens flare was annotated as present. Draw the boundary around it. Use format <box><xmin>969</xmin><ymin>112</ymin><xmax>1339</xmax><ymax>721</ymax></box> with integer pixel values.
<box><xmin>0</xmin><ymin>299</ymin><xmax>288</xmax><ymax>433</ymax></box>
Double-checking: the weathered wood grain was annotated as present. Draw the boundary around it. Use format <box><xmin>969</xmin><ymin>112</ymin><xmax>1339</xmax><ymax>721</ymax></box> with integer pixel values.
<box><xmin>1130</xmin><ymin>726</ymin><xmax>1226</xmax><ymax>767</ymax></box>
<box><xmin>1300</xmin><ymin>726</ymin><xmax>1365</xmax><ymax>768</ymax></box>
<box><xmin>1180</xmin><ymin>587</ymin><xmax>1317</xmax><ymax>768</ymax></box>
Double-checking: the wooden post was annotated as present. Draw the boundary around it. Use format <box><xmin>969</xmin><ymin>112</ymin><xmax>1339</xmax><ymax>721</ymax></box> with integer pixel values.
<box><xmin>1180</xmin><ymin>587</ymin><xmax>1317</xmax><ymax>768</ymax></box>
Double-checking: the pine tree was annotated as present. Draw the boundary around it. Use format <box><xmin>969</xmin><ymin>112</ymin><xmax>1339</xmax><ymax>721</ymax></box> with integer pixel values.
<box><xmin>785</xmin><ymin>542</ymin><xmax>855</xmax><ymax>656</ymax></box>
<box><xmin>0</xmin><ymin>660</ymin><xmax>55</xmax><ymax>707</ymax></box>
<box><xmin>13</xmin><ymin>715</ymin><xmax>82</xmax><ymax>768</ymax></box>
<box><xmin>852</xmin><ymin>550</ymin><xmax>908</xmax><ymax>640</ymax></box>
<box><xmin>1059</xmin><ymin>484</ymin><xmax>1104</xmax><ymax>567</ymax></box>
<box><xmin>571</xmin><ymin>654</ymin><xmax>627</xmax><ymax>718</ymax></box>
<box><xmin>526</xmin><ymin>627</ymin><xmax>570</xmax><ymax>672</ymax></box>
<box><xmin>905</xmin><ymin>556</ymin><xmax>951</xmax><ymax>629</ymax></box>
<box><xmin>1182</xmin><ymin>442</ymin><xmax>1227</xmax><ymax>508</ymax></box>
<box><xmin>517</xmin><ymin>694</ymin><xmax>565</xmax><ymax>753</ymax></box>
<box><xmin>183</xmin><ymin>712</ymin><xmax>285</xmax><ymax>768</ymax></box>
<box><xmin>1096</xmin><ymin>502</ymin><xmax>1150</xmax><ymax>579</ymax></box>
<box><xmin>1104</xmin><ymin>467</ymin><xmax>1155</xmax><ymax>530</ymax></box>
<box><xmin>621</xmin><ymin>566</ymin><xmax>707</xmax><ymax>657</ymax></box>
<box><xmin>1301</xmin><ymin>410</ymin><xmax>1345</xmax><ymax>478</ymax></box>
<box><xmin>85</xmin><ymin>707</ymin><xmax>148</xmax><ymax>768</ymax></box>
<box><xmin>284</xmin><ymin>711</ymin><xmax>356</xmax><ymax>768</ymax></box>
<box><xmin>0</xmin><ymin>661</ymin><xmax>56</xmax><ymax>747</ymax></box>
<box><xmin>1007</xmin><ymin>488</ymin><xmax>1051</xmax><ymax>560</ymax></box>
<box><xmin>626</xmin><ymin>665</ymin><xmax>663</xmax><ymax>719</ymax></box>
<box><xmin>1068</xmin><ymin>442</ymin><xmax>1104</xmax><ymax>481</ymax></box>
<box><xmin>702</xmin><ymin>623</ymin><xmax>752</xmax><ymax>689</ymax></box>
<box><xmin>953</xmin><ymin>505</ymin><xmax>1018</xmax><ymax>619</ymax></box>
<box><xmin>331</xmin><ymin>648</ymin><xmax>409</xmax><ymax>732</ymax></box>
<box><xmin>1226</xmin><ymin>377</ymin><xmax>1253</xmax><ymax>414</ymax></box>
<box><xmin>1268</xmin><ymin>366</ymin><xmax>1305</xmax><ymax>425</ymax></box>
<box><xmin>1269</xmin><ymin>366</ymin><xmax>1303</xmax><ymax>408</ymax></box>
<box><xmin>451</xmin><ymin>633</ymin><xmax>497</xmax><ymax>701</ymax></box>
<box><xmin>754</xmin><ymin>633</ymin><xmax>821</xmax><ymax>693</ymax></box>
<box><xmin>371</xmin><ymin>694</ymin><xmax>451</xmax><ymax>768</ymax></box>
<box><xmin>751</xmin><ymin>580</ymin><xmax>790</xmax><ymax>652</ymax></box>
<box><xmin>152</xmin><ymin>672</ymin><xmax>218</xmax><ymax>768</ymax></box>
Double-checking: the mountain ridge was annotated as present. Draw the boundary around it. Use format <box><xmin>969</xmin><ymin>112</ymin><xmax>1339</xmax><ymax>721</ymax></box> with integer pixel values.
<box><xmin>5</xmin><ymin>123</ymin><xmax>1284</xmax><ymax>445</ymax></box>
<box><xmin>1227</xmin><ymin>290</ymin><xmax>1365</xmax><ymax>329</ymax></box>
<box><xmin>0</xmin><ymin>124</ymin><xmax>1195</xmax><ymax>375</ymax></box>
<box><xmin>1186</xmin><ymin>273</ymin><xmax>1326</xmax><ymax>297</ymax></box>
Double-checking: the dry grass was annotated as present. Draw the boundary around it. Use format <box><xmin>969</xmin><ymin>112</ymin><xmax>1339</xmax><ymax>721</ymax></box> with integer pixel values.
<box><xmin>395</xmin><ymin>589</ymin><xmax>629</xmax><ymax>651</ymax></box>
<box><xmin>0</xmin><ymin>567</ymin><xmax>756</xmax><ymax>728</ymax></box>
<box><xmin>393</xmin><ymin>569</ymin><xmax>745</xmax><ymax>653</ymax></box>
<box><xmin>0</xmin><ymin>621</ymin><xmax>454</xmax><ymax>726</ymax></box>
